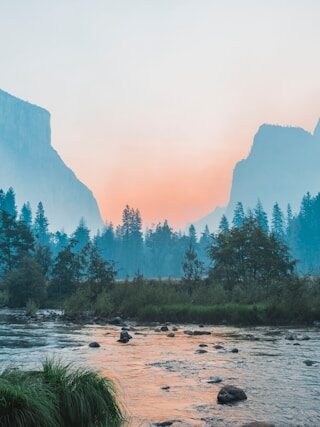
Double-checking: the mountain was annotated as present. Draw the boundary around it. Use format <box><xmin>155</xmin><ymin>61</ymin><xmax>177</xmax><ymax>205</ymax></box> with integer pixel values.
<box><xmin>0</xmin><ymin>89</ymin><xmax>103</xmax><ymax>233</ymax></box>
<box><xmin>195</xmin><ymin>119</ymin><xmax>320</xmax><ymax>232</ymax></box>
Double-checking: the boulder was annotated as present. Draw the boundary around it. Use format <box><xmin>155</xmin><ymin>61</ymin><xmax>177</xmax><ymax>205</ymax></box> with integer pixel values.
<box><xmin>199</xmin><ymin>344</ymin><xmax>208</xmax><ymax>347</ymax></box>
<box><xmin>231</xmin><ymin>348</ymin><xmax>239</xmax><ymax>353</ymax></box>
<box><xmin>207</xmin><ymin>376</ymin><xmax>222</xmax><ymax>384</ymax></box>
<box><xmin>217</xmin><ymin>385</ymin><xmax>247</xmax><ymax>404</ymax></box>
<box><xmin>242</xmin><ymin>423</ymin><xmax>274</xmax><ymax>427</ymax></box>
<box><xmin>172</xmin><ymin>326</ymin><xmax>178</xmax><ymax>331</ymax></box>
<box><xmin>193</xmin><ymin>330</ymin><xmax>211</xmax><ymax>336</ymax></box>
<box><xmin>304</xmin><ymin>359</ymin><xmax>316</xmax><ymax>366</ymax></box>
<box><xmin>214</xmin><ymin>344</ymin><xmax>224</xmax><ymax>349</ymax></box>
<box><xmin>89</xmin><ymin>341</ymin><xmax>100</xmax><ymax>348</ymax></box>
<box><xmin>184</xmin><ymin>330</ymin><xmax>194</xmax><ymax>335</ymax></box>
<box><xmin>161</xmin><ymin>386</ymin><xmax>170</xmax><ymax>391</ymax></box>
<box><xmin>167</xmin><ymin>333</ymin><xmax>175</xmax><ymax>338</ymax></box>
<box><xmin>285</xmin><ymin>333</ymin><xmax>296</xmax><ymax>341</ymax></box>
<box><xmin>196</xmin><ymin>349</ymin><xmax>208</xmax><ymax>354</ymax></box>
<box><xmin>118</xmin><ymin>331</ymin><xmax>132</xmax><ymax>344</ymax></box>
<box><xmin>160</xmin><ymin>325</ymin><xmax>169</xmax><ymax>332</ymax></box>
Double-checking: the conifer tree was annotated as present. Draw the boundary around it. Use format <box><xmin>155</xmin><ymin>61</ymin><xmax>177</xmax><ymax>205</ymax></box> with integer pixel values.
<box><xmin>33</xmin><ymin>202</ymin><xmax>50</xmax><ymax>246</ymax></box>
<box><xmin>219</xmin><ymin>215</ymin><xmax>229</xmax><ymax>234</ymax></box>
<box><xmin>232</xmin><ymin>202</ymin><xmax>245</xmax><ymax>228</ymax></box>
<box><xmin>3</xmin><ymin>187</ymin><xmax>17</xmax><ymax>218</ymax></box>
<box><xmin>271</xmin><ymin>202</ymin><xmax>285</xmax><ymax>240</ymax></box>
<box><xmin>20</xmin><ymin>202</ymin><xmax>33</xmax><ymax>228</ymax></box>
<box><xmin>254</xmin><ymin>200</ymin><xmax>269</xmax><ymax>233</ymax></box>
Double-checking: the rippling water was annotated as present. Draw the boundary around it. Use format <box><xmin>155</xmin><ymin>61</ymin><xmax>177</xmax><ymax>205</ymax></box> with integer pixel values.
<box><xmin>0</xmin><ymin>309</ymin><xmax>319</xmax><ymax>426</ymax></box>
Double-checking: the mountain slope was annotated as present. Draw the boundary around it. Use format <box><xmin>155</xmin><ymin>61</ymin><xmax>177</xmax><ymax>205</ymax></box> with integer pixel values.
<box><xmin>0</xmin><ymin>89</ymin><xmax>103</xmax><ymax>233</ymax></box>
<box><xmin>195</xmin><ymin>119</ymin><xmax>320</xmax><ymax>231</ymax></box>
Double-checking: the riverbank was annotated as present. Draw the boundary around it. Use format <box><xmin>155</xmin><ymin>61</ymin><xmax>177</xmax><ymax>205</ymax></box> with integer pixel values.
<box><xmin>0</xmin><ymin>311</ymin><xmax>319</xmax><ymax>426</ymax></box>
<box><xmin>3</xmin><ymin>304</ymin><xmax>320</xmax><ymax>328</ymax></box>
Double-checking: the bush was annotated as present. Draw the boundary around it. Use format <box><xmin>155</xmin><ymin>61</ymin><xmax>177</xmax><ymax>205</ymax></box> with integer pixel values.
<box><xmin>26</xmin><ymin>300</ymin><xmax>38</xmax><ymax>316</ymax></box>
<box><xmin>5</xmin><ymin>256</ymin><xmax>46</xmax><ymax>308</ymax></box>
<box><xmin>64</xmin><ymin>289</ymin><xmax>93</xmax><ymax>318</ymax></box>
<box><xmin>0</xmin><ymin>360</ymin><xmax>123</xmax><ymax>427</ymax></box>
<box><xmin>94</xmin><ymin>291</ymin><xmax>112</xmax><ymax>317</ymax></box>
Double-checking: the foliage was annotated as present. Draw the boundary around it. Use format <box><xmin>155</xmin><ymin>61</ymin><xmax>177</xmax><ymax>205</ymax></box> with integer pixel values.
<box><xmin>25</xmin><ymin>299</ymin><xmax>38</xmax><ymax>316</ymax></box>
<box><xmin>0</xmin><ymin>360</ymin><xmax>123</xmax><ymax>427</ymax></box>
<box><xmin>209</xmin><ymin>217</ymin><xmax>295</xmax><ymax>289</ymax></box>
<box><xmin>5</xmin><ymin>256</ymin><xmax>46</xmax><ymax>308</ymax></box>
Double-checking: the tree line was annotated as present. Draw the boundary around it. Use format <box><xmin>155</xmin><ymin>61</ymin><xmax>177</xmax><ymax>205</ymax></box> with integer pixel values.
<box><xmin>0</xmin><ymin>185</ymin><xmax>319</xmax><ymax>313</ymax></box>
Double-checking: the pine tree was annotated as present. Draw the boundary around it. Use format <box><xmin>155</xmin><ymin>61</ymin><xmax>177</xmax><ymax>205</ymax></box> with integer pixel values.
<box><xmin>51</xmin><ymin>240</ymin><xmax>83</xmax><ymax>297</ymax></box>
<box><xmin>232</xmin><ymin>202</ymin><xmax>245</xmax><ymax>228</ymax></box>
<box><xmin>254</xmin><ymin>200</ymin><xmax>269</xmax><ymax>233</ymax></box>
<box><xmin>188</xmin><ymin>224</ymin><xmax>197</xmax><ymax>247</ymax></box>
<box><xmin>72</xmin><ymin>218</ymin><xmax>90</xmax><ymax>253</ymax></box>
<box><xmin>120</xmin><ymin>205</ymin><xmax>143</xmax><ymax>276</ymax></box>
<box><xmin>286</xmin><ymin>204</ymin><xmax>293</xmax><ymax>229</ymax></box>
<box><xmin>20</xmin><ymin>202</ymin><xmax>33</xmax><ymax>227</ymax></box>
<box><xmin>0</xmin><ymin>210</ymin><xmax>34</xmax><ymax>272</ymax></box>
<box><xmin>219</xmin><ymin>215</ymin><xmax>229</xmax><ymax>234</ymax></box>
<box><xmin>3</xmin><ymin>187</ymin><xmax>17</xmax><ymax>218</ymax></box>
<box><xmin>182</xmin><ymin>244</ymin><xmax>204</xmax><ymax>289</ymax></box>
<box><xmin>34</xmin><ymin>202</ymin><xmax>50</xmax><ymax>246</ymax></box>
<box><xmin>271</xmin><ymin>203</ymin><xmax>285</xmax><ymax>240</ymax></box>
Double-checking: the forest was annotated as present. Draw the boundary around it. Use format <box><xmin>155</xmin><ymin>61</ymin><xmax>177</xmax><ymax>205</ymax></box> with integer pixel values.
<box><xmin>0</xmin><ymin>186</ymin><xmax>320</xmax><ymax>324</ymax></box>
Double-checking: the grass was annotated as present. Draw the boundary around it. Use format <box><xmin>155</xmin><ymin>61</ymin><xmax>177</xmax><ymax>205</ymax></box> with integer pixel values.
<box><xmin>138</xmin><ymin>303</ymin><xmax>269</xmax><ymax>325</ymax></box>
<box><xmin>0</xmin><ymin>360</ymin><xmax>123</xmax><ymax>427</ymax></box>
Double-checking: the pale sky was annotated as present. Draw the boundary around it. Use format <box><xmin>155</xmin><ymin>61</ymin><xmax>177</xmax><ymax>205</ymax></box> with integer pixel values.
<box><xmin>1</xmin><ymin>0</ymin><xmax>320</xmax><ymax>227</ymax></box>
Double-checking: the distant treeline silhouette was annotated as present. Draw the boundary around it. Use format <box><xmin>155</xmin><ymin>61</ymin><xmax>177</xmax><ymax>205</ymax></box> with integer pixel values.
<box><xmin>0</xmin><ymin>186</ymin><xmax>319</xmax><ymax>285</ymax></box>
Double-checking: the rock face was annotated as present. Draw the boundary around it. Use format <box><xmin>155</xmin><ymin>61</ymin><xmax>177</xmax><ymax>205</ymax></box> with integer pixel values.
<box><xmin>195</xmin><ymin>120</ymin><xmax>320</xmax><ymax>232</ymax></box>
<box><xmin>0</xmin><ymin>89</ymin><xmax>103</xmax><ymax>233</ymax></box>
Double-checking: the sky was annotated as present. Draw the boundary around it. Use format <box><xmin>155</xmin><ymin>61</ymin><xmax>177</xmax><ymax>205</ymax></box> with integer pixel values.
<box><xmin>0</xmin><ymin>0</ymin><xmax>320</xmax><ymax>228</ymax></box>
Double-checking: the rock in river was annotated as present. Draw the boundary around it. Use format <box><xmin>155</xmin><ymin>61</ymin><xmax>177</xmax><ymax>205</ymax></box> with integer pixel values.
<box><xmin>214</xmin><ymin>344</ymin><xmax>224</xmax><ymax>349</ymax></box>
<box><xmin>118</xmin><ymin>331</ymin><xmax>132</xmax><ymax>344</ymax></box>
<box><xmin>167</xmin><ymin>333</ymin><xmax>175</xmax><ymax>338</ymax></box>
<box><xmin>207</xmin><ymin>376</ymin><xmax>222</xmax><ymax>384</ymax></box>
<box><xmin>196</xmin><ymin>349</ymin><xmax>208</xmax><ymax>354</ymax></box>
<box><xmin>89</xmin><ymin>341</ymin><xmax>100</xmax><ymax>348</ymax></box>
<box><xmin>160</xmin><ymin>325</ymin><xmax>169</xmax><ymax>332</ymax></box>
<box><xmin>193</xmin><ymin>330</ymin><xmax>211</xmax><ymax>336</ymax></box>
<box><xmin>304</xmin><ymin>359</ymin><xmax>316</xmax><ymax>366</ymax></box>
<box><xmin>217</xmin><ymin>385</ymin><xmax>247</xmax><ymax>404</ymax></box>
<box><xmin>242</xmin><ymin>423</ymin><xmax>275</xmax><ymax>427</ymax></box>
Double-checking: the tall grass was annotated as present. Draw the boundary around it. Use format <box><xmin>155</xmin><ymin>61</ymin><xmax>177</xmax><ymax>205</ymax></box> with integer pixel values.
<box><xmin>139</xmin><ymin>303</ymin><xmax>268</xmax><ymax>325</ymax></box>
<box><xmin>0</xmin><ymin>360</ymin><xmax>123</xmax><ymax>427</ymax></box>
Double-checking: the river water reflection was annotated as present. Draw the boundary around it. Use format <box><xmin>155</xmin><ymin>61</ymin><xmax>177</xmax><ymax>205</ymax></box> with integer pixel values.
<box><xmin>0</xmin><ymin>309</ymin><xmax>319</xmax><ymax>426</ymax></box>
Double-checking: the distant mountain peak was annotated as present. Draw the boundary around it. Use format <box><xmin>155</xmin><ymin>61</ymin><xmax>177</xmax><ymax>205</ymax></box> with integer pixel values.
<box><xmin>0</xmin><ymin>89</ymin><xmax>103</xmax><ymax>233</ymax></box>
<box><xmin>194</xmin><ymin>117</ymin><xmax>320</xmax><ymax>232</ymax></box>
<box><xmin>314</xmin><ymin>118</ymin><xmax>320</xmax><ymax>138</ymax></box>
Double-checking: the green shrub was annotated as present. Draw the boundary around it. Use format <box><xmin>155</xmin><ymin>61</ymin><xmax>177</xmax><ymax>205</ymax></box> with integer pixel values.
<box><xmin>26</xmin><ymin>300</ymin><xmax>38</xmax><ymax>316</ymax></box>
<box><xmin>0</xmin><ymin>360</ymin><xmax>123</xmax><ymax>427</ymax></box>
<box><xmin>94</xmin><ymin>291</ymin><xmax>112</xmax><ymax>317</ymax></box>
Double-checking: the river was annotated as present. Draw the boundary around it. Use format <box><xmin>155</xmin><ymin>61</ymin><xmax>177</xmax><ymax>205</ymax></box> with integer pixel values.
<box><xmin>0</xmin><ymin>309</ymin><xmax>319</xmax><ymax>426</ymax></box>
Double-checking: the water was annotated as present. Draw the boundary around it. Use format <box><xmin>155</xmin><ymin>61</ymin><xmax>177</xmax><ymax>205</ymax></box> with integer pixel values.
<box><xmin>0</xmin><ymin>309</ymin><xmax>319</xmax><ymax>426</ymax></box>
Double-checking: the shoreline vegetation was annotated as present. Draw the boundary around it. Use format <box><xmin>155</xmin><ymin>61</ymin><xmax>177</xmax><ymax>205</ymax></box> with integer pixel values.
<box><xmin>0</xmin><ymin>186</ymin><xmax>319</xmax><ymax>327</ymax></box>
<box><xmin>0</xmin><ymin>360</ymin><xmax>123</xmax><ymax>427</ymax></box>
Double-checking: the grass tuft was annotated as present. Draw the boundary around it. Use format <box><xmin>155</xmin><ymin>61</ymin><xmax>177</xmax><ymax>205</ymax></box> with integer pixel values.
<box><xmin>0</xmin><ymin>360</ymin><xmax>123</xmax><ymax>427</ymax></box>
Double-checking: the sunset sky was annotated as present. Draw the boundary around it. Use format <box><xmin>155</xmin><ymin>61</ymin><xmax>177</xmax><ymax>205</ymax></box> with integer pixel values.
<box><xmin>1</xmin><ymin>1</ymin><xmax>320</xmax><ymax>228</ymax></box>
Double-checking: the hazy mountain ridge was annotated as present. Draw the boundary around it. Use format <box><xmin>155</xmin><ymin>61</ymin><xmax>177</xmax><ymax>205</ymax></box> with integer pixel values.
<box><xmin>195</xmin><ymin>119</ymin><xmax>320</xmax><ymax>232</ymax></box>
<box><xmin>0</xmin><ymin>89</ymin><xmax>103</xmax><ymax>233</ymax></box>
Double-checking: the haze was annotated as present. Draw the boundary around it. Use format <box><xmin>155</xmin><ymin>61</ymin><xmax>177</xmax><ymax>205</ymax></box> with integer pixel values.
<box><xmin>1</xmin><ymin>0</ymin><xmax>320</xmax><ymax>227</ymax></box>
